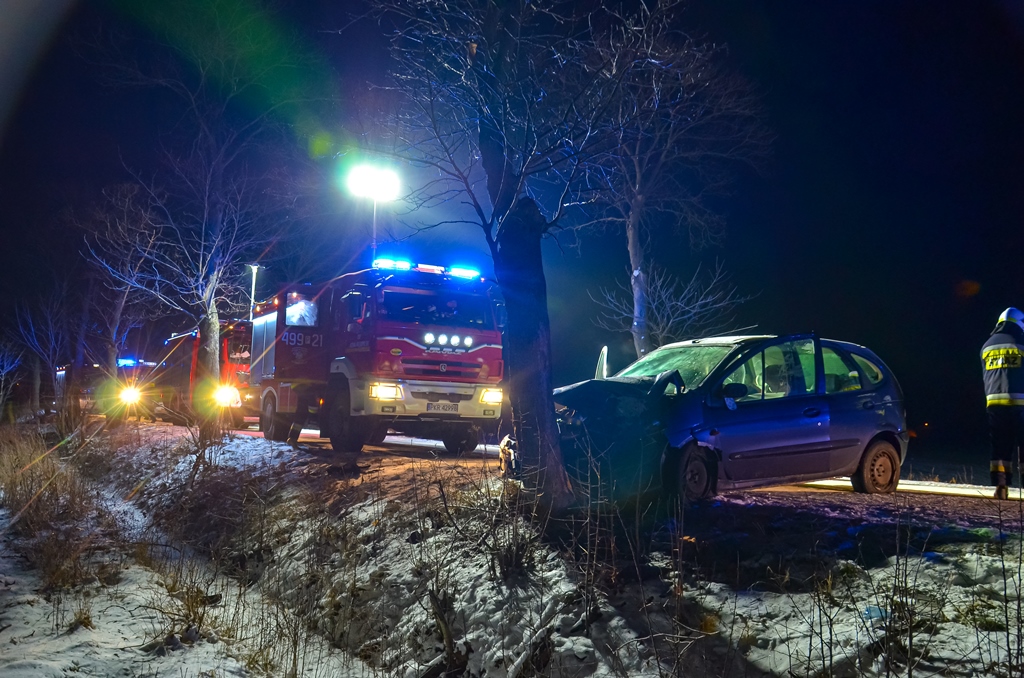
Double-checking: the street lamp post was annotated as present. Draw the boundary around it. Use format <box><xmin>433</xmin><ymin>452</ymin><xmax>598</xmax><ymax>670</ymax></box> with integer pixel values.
<box><xmin>248</xmin><ymin>264</ymin><xmax>260</xmax><ymax>321</ymax></box>
<box><xmin>346</xmin><ymin>165</ymin><xmax>400</xmax><ymax>262</ymax></box>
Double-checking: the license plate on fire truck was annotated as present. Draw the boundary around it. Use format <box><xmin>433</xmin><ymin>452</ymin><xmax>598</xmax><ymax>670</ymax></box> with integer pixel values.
<box><xmin>426</xmin><ymin>403</ymin><xmax>459</xmax><ymax>413</ymax></box>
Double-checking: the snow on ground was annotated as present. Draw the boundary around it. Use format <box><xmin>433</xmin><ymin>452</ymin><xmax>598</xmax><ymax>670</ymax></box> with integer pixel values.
<box><xmin>4</xmin><ymin>421</ymin><xmax>1024</xmax><ymax>677</ymax></box>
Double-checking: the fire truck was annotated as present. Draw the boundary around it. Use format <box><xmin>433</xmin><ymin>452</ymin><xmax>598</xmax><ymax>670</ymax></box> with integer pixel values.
<box><xmin>250</xmin><ymin>258</ymin><xmax>504</xmax><ymax>454</ymax></box>
<box><xmin>152</xmin><ymin>320</ymin><xmax>254</xmax><ymax>428</ymax></box>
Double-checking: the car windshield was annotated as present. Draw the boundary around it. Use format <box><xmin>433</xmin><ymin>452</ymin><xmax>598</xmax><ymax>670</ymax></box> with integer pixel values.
<box><xmin>615</xmin><ymin>344</ymin><xmax>735</xmax><ymax>387</ymax></box>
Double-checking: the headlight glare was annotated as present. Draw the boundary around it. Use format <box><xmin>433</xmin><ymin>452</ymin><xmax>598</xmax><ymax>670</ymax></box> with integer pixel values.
<box><xmin>119</xmin><ymin>387</ymin><xmax>141</xmax><ymax>405</ymax></box>
<box><xmin>480</xmin><ymin>388</ymin><xmax>503</xmax><ymax>405</ymax></box>
<box><xmin>463</xmin><ymin>336</ymin><xmax>473</xmax><ymax>347</ymax></box>
<box><xmin>214</xmin><ymin>385</ymin><xmax>240</xmax><ymax>407</ymax></box>
<box><xmin>451</xmin><ymin>335</ymin><xmax>461</xmax><ymax>346</ymax></box>
<box><xmin>424</xmin><ymin>332</ymin><xmax>435</xmax><ymax>344</ymax></box>
<box><xmin>438</xmin><ymin>334</ymin><xmax>448</xmax><ymax>346</ymax></box>
<box><xmin>369</xmin><ymin>383</ymin><xmax>403</xmax><ymax>400</ymax></box>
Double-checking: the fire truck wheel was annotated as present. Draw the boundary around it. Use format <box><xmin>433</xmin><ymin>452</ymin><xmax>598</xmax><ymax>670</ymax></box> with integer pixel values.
<box><xmin>367</xmin><ymin>424</ymin><xmax>388</xmax><ymax>446</ymax></box>
<box><xmin>262</xmin><ymin>398</ymin><xmax>290</xmax><ymax>441</ymax></box>
<box><xmin>326</xmin><ymin>383</ymin><xmax>367</xmax><ymax>453</ymax></box>
<box><xmin>442</xmin><ymin>425</ymin><xmax>480</xmax><ymax>456</ymax></box>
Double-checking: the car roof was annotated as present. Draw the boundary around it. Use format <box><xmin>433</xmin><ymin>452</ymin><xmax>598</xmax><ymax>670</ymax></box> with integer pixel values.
<box><xmin>659</xmin><ymin>335</ymin><xmax>777</xmax><ymax>349</ymax></box>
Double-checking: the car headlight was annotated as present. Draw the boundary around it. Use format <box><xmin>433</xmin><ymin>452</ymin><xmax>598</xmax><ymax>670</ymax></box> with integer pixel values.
<box><xmin>369</xmin><ymin>383</ymin><xmax>403</xmax><ymax>400</ymax></box>
<box><xmin>450</xmin><ymin>335</ymin><xmax>461</xmax><ymax>346</ymax></box>
<box><xmin>119</xmin><ymin>387</ymin><xmax>141</xmax><ymax>405</ymax></box>
<box><xmin>480</xmin><ymin>388</ymin><xmax>503</xmax><ymax>405</ymax></box>
<box><xmin>438</xmin><ymin>334</ymin><xmax>448</xmax><ymax>346</ymax></box>
<box><xmin>214</xmin><ymin>385</ymin><xmax>240</xmax><ymax>407</ymax></box>
<box><xmin>424</xmin><ymin>332</ymin><xmax>435</xmax><ymax>344</ymax></box>
<box><xmin>463</xmin><ymin>336</ymin><xmax>473</xmax><ymax>347</ymax></box>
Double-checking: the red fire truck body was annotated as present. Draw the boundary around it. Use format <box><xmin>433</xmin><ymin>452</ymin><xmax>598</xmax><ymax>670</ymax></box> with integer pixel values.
<box><xmin>250</xmin><ymin>261</ymin><xmax>504</xmax><ymax>453</ymax></box>
<box><xmin>154</xmin><ymin>321</ymin><xmax>253</xmax><ymax>427</ymax></box>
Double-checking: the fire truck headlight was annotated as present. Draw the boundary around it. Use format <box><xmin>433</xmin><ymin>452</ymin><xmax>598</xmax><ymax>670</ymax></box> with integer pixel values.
<box><xmin>214</xmin><ymin>385</ymin><xmax>241</xmax><ymax>407</ymax></box>
<box><xmin>480</xmin><ymin>388</ymin><xmax>503</xmax><ymax>405</ymax></box>
<box><xmin>450</xmin><ymin>335</ymin><xmax>461</xmax><ymax>346</ymax></box>
<box><xmin>369</xmin><ymin>383</ymin><xmax>403</xmax><ymax>400</ymax></box>
<box><xmin>438</xmin><ymin>334</ymin><xmax>448</xmax><ymax>346</ymax></box>
<box><xmin>463</xmin><ymin>336</ymin><xmax>473</xmax><ymax>347</ymax></box>
<box><xmin>119</xmin><ymin>387</ymin><xmax>141</xmax><ymax>405</ymax></box>
<box><xmin>424</xmin><ymin>332</ymin><xmax>435</xmax><ymax>345</ymax></box>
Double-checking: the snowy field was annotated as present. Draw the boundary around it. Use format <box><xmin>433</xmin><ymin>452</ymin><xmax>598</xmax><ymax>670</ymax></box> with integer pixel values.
<box><xmin>2</xmin><ymin>422</ymin><xmax>1024</xmax><ymax>676</ymax></box>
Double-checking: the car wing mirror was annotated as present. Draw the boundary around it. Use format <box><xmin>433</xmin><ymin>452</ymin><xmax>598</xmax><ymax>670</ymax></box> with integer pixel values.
<box><xmin>648</xmin><ymin>369</ymin><xmax>684</xmax><ymax>397</ymax></box>
<box><xmin>719</xmin><ymin>382</ymin><xmax>749</xmax><ymax>400</ymax></box>
<box><xmin>595</xmin><ymin>345</ymin><xmax>609</xmax><ymax>380</ymax></box>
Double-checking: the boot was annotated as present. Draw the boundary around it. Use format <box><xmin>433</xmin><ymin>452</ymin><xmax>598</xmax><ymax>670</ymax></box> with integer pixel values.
<box><xmin>995</xmin><ymin>485</ymin><xmax>1009</xmax><ymax>501</ymax></box>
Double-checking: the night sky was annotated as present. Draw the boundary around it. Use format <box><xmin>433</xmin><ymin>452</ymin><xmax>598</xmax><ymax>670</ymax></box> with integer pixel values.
<box><xmin>2</xmin><ymin>1</ymin><xmax>1023</xmax><ymax>451</ymax></box>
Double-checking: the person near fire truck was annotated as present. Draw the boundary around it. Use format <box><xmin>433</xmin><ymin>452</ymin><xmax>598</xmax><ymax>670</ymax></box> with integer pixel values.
<box><xmin>981</xmin><ymin>307</ymin><xmax>1024</xmax><ymax>500</ymax></box>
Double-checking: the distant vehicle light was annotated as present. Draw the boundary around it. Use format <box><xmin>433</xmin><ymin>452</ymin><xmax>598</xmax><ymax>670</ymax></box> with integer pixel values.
<box><xmin>450</xmin><ymin>335</ymin><xmax>461</xmax><ymax>346</ymax></box>
<box><xmin>448</xmin><ymin>267</ymin><xmax>480</xmax><ymax>279</ymax></box>
<box><xmin>369</xmin><ymin>383</ymin><xmax>403</xmax><ymax>400</ymax></box>
<box><xmin>117</xmin><ymin>358</ymin><xmax>137</xmax><ymax>368</ymax></box>
<box><xmin>424</xmin><ymin>332</ymin><xmax>436</xmax><ymax>344</ymax></box>
<box><xmin>480</xmin><ymin>388</ymin><xmax>503</xmax><ymax>405</ymax></box>
<box><xmin>463</xmin><ymin>336</ymin><xmax>473</xmax><ymax>348</ymax></box>
<box><xmin>119</xmin><ymin>387</ymin><xmax>141</xmax><ymax>405</ymax></box>
<box><xmin>438</xmin><ymin>334</ymin><xmax>449</xmax><ymax>346</ymax></box>
<box><xmin>214</xmin><ymin>385</ymin><xmax>241</xmax><ymax>407</ymax></box>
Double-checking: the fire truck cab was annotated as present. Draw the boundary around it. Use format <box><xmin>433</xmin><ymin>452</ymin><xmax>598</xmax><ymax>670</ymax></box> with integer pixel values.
<box><xmin>250</xmin><ymin>259</ymin><xmax>504</xmax><ymax>454</ymax></box>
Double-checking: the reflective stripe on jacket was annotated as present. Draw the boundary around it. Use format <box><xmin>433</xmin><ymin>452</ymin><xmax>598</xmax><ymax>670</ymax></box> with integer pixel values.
<box><xmin>982</xmin><ymin>330</ymin><xmax>1024</xmax><ymax>406</ymax></box>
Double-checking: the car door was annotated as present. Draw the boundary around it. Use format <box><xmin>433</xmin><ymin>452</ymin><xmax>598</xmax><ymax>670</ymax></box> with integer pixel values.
<box><xmin>821</xmin><ymin>343</ymin><xmax>891</xmax><ymax>473</ymax></box>
<box><xmin>701</xmin><ymin>337</ymin><xmax>831</xmax><ymax>482</ymax></box>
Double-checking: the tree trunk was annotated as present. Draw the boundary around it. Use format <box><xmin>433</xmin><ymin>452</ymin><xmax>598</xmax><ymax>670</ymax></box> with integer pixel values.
<box><xmin>196</xmin><ymin>304</ymin><xmax>222</xmax><ymax>442</ymax></box>
<box><xmin>493</xmin><ymin>198</ymin><xmax>573</xmax><ymax>512</ymax></box>
<box><xmin>30</xmin><ymin>354</ymin><xmax>41</xmax><ymax>416</ymax></box>
<box><xmin>626</xmin><ymin>203</ymin><xmax>651</xmax><ymax>358</ymax></box>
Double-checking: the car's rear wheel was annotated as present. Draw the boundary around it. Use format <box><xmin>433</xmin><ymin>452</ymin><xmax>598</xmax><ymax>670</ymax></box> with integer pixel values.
<box><xmin>262</xmin><ymin>398</ymin><xmax>289</xmax><ymax>442</ymax></box>
<box><xmin>853</xmin><ymin>440</ymin><xmax>900</xmax><ymax>494</ymax></box>
<box><xmin>677</xmin><ymin>447</ymin><xmax>714</xmax><ymax>501</ymax></box>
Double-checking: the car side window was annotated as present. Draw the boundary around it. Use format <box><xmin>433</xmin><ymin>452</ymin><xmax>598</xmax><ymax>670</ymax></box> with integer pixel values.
<box><xmin>850</xmin><ymin>353</ymin><xmax>884</xmax><ymax>386</ymax></box>
<box><xmin>721</xmin><ymin>339</ymin><xmax>815</xmax><ymax>402</ymax></box>
<box><xmin>824</xmin><ymin>347</ymin><xmax>862</xmax><ymax>393</ymax></box>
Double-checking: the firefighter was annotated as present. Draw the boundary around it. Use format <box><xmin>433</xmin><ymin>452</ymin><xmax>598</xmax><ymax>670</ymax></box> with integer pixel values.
<box><xmin>981</xmin><ymin>307</ymin><xmax>1024</xmax><ymax>500</ymax></box>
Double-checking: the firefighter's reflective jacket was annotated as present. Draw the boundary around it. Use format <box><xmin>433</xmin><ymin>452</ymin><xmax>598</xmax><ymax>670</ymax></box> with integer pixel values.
<box><xmin>982</xmin><ymin>328</ymin><xmax>1024</xmax><ymax>406</ymax></box>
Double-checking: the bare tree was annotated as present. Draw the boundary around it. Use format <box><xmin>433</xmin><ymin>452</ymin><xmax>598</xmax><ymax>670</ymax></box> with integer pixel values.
<box><xmin>381</xmin><ymin>0</ymin><xmax>649</xmax><ymax>509</ymax></box>
<box><xmin>0</xmin><ymin>341</ymin><xmax>22</xmax><ymax>420</ymax></box>
<box><xmin>584</xmin><ymin>2</ymin><xmax>771</xmax><ymax>357</ymax></box>
<box><xmin>86</xmin><ymin>1</ymin><xmax>324</xmax><ymax>437</ymax></box>
<box><xmin>15</xmin><ymin>288</ymin><xmax>71</xmax><ymax>417</ymax></box>
<box><xmin>593</xmin><ymin>262</ymin><xmax>750</xmax><ymax>350</ymax></box>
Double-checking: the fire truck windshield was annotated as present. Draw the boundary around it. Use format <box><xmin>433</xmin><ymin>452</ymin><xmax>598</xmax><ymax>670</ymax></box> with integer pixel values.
<box><xmin>379</xmin><ymin>289</ymin><xmax>492</xmax><ymax>328</ymax></box>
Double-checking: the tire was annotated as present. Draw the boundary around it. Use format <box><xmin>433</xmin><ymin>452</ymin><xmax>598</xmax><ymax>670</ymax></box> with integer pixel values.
<box><xmin>441</xmin><ymin>425</ymin><xmax>480</xmax><ymax>456</ymax></box>
<box><xmin>677</xmin><ymin>447</ymin><xmax>714</xmax><ymax>501</ymax></box>
<box><xmin>262</xmin><ymin>398</ymin><xmax>289</xmax><ymax>442</ymax></box>
<box><xmin>853</xmin><ymin>440</ymin><xmax>900</xmax><ymax>494</ymax></box>
<box><xmin>325</xmin><ymin>382</ymin><xmax>367</xmax><ymax>453</ymax></box>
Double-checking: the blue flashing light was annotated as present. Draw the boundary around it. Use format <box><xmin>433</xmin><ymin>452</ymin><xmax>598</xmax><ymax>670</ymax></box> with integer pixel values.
<box><xmin>117</xmin><ymin>358</ymin><xmax>137</xmax><ymax>368</ymax></box>
<box><xmin>374</xmin><ymin>258</ymin><xmax>412</xmax><ymax>271</ymax></box>
<box><xmin>448</xmin><ymin>267</ymin><xmax>481</xmax><ymax>279</ymax></box>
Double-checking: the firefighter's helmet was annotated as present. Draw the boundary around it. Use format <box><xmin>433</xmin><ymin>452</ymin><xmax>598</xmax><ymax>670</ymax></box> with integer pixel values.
<box><xmin>997</xmin><ymin>307</ymin><xmax>1024</xmax><ymax>333</ymax></box>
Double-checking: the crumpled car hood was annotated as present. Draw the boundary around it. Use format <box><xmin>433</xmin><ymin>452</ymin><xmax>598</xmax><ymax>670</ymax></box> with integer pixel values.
<box><xmin>552</xmin><ymin>377</ymin><xmax>657</xmax><ymax>421</ymax></box>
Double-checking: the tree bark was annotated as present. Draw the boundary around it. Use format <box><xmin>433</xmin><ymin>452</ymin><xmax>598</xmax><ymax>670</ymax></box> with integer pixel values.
<box><xmin>196</xmin><ymin>302</ymin><xmax>222</xmax><ymax>442</ymax></box>
<box><xmin>493</xmin><ymin>199</ymin><xmax>573</xmax><ymax>511</ymax></box>
<box><xmin>626</xmin><ymin>202</ymin><xmax>651</xmax><ymax>359</ymax></box>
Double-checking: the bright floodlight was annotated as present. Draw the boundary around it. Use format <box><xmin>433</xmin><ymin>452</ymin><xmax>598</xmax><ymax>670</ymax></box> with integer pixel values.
<box><xmin>347</xmin><ymin>165</ymin><xmax>400</xmax><ymax>203</ymax></box>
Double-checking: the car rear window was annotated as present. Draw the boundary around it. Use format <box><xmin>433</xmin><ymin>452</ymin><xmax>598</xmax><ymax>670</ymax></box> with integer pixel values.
<box><xmin>850</xmin><ymin>353</ymin><xmax>884</xmax><ymax>385</ymax></box>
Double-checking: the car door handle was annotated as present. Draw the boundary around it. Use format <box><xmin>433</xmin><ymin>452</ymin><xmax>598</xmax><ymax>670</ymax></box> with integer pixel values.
<box><xmin>803</xmin><ymin>407</ymin><xmax>821</xmax><ymax>418</ymax></box>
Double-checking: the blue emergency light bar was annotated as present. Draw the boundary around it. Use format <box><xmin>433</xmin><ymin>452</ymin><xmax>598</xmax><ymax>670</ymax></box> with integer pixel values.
<box><xmin>117</xmin><ymin>358</ymin><xmax>137</xmax><ymax>367</ymax></box>
<box><xmin>373</xmin><ymin>258</ymin><xmax>482</xmax><ymax>280</ymax></box>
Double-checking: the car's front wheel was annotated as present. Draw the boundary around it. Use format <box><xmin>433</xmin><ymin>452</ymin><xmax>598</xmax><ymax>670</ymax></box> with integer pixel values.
<box><xmin>852</xmin><ymin>440</ymin><xmax>900</xmax><ymax>494</ymax></box>
<box><xmin>677</xmin><ymin>447</ymin><xmax>714</xmax><ymax>501</ymax></box>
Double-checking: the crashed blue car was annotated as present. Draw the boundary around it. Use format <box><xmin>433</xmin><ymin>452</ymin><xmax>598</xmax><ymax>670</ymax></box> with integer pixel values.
<box><xmin>542</xmin><ymin>334</ymin><xmax>908</xmax><ymax>501</ymax></box>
